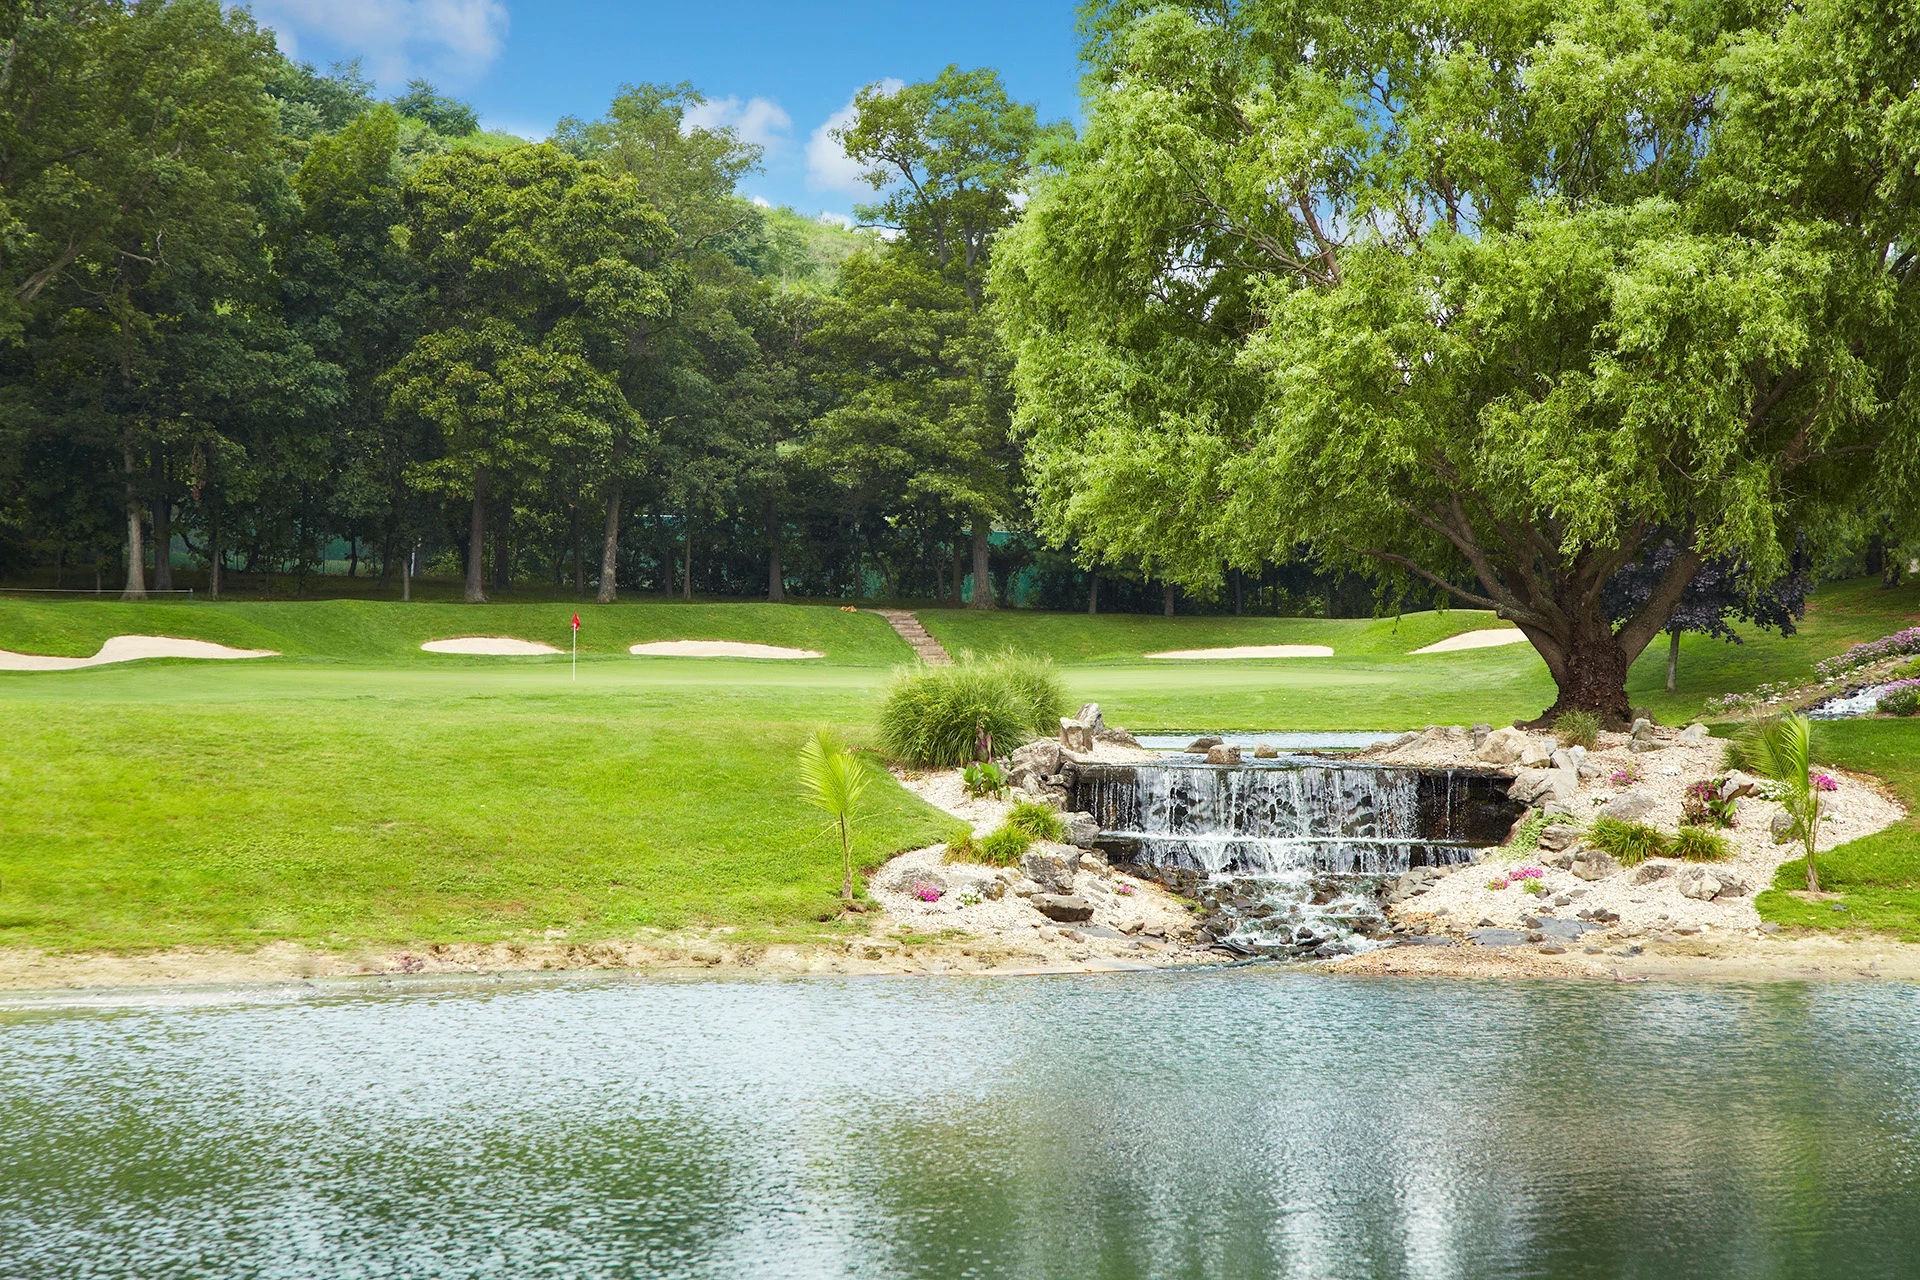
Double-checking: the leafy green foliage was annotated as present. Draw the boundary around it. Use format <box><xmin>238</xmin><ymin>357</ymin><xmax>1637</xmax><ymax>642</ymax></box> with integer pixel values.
<box><xmin>1552</xmin><ymin>710</ymin><xmax>1601</xmax><ymax>749</ymax></box>
<box><xmin>1507</xmin><ymin>809</ymin><xmax>1550</xmax><ymax>853</ymax></box>
<box><xmin>876</xmin><ymin>653</ymin><xmax>1059</xmax><ymax>766</ymax></box>
<box><xmin>1738</xmin><ymin>714</ymin><xmax>1826</xmax><ymax>891</ymax></box>
<box><xmin>797</xmin><ymin>728</ymin><xmax>874</xmax><ymax>901</ymax></box>
<box><xmin>960</xmin><ymin>760</ymin><xmax>1009</xmax><ymax>798</ymax></box>
<box><xmin>1877</xmin><ymin>685</ymin><xmax>1919</xmax><ymax>716</ymax></box>
<box><xmin>1589</xmin><ymin>819</ymin><xmax>1670</xmax><ymax>866</ymax></box>
<box><xmin>1005</xmin><ymin>801</ymin><xmax>1066</xmax><ymax>842</ymax></box>
<box><xmin>1672</xmin><ymin>825</ymin><xmax>1734</xmax><ymax>862</ymax></box>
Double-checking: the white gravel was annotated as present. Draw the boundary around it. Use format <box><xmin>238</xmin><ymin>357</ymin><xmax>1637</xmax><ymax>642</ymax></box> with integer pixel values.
<box><xmin>1375</xmin><ymin>726</ymin><xmax>1907</xmax><ymax>937</ymax></box>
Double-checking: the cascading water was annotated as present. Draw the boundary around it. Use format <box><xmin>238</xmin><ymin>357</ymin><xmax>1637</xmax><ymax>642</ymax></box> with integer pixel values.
<box><xmin>1071</xmin><ymin>759</ymin><xmax>1523</xmax><ymax>958</ymax></box>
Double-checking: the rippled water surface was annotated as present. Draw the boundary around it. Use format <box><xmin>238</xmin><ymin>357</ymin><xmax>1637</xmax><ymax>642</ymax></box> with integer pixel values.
<box><xmin>5</xmin><ymin>972</ymin><xmax>1920</xmax><ymax>1279</ymax></box>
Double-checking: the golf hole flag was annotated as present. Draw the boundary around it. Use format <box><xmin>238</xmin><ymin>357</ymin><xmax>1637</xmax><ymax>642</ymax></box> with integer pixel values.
<box><xmin>571</xmin><ymin>612</ymin><xmax>579</xmax><ymax>679</ymax></box>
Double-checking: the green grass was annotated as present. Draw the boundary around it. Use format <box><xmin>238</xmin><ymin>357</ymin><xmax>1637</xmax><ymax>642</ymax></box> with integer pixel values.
<box><xmin>0</xmin><ymin>576</ymin><xmax>1913</xmax><ymax>957</ymax></box>
<box><xmin>1756</xmin><ymin>719</ymin><xmax>1920</xmax><ymax>938</ymax></box>
<box><xmin>0</xmin><ymin>598</ymin><xmax>913</xmax><ymax>666</ymax></box>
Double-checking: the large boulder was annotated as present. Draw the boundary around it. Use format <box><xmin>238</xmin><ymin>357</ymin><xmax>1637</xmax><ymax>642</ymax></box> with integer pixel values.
<box><xmin>1519</xmin><ymin>739</ymin><xmax>1554</xmax><ymax>767</ymax></box>
<box><xmin>1719</xmin><ymin>771</ymin><xmax>1760</xmax><ymax>803</ymax></box>
<box><xmin>1061</xmin><ymin>811</ymin><xmax>1100</xmax><ymax>849</ymax></box>
<box><xmin>1205</xmin><ymin>743</ymin><xmax>1243</xmax><ymax>765</ymax></box>
<box><xmin>1186</xmin><ymin>736</ymin><xmax>1223</xmax><ymax>753</ymax></box>
<box><xmin>1677</xmin><ymin>866</ymin><xmax>1750</xmax><ymax>900</ymax></box>
<box><xmin>1094</xmin><ymin>725</ymin><xmax>1142</xmax><ymax>748</ymax></box>
<box><xmin>1033</xmin><ymin>893</ymin><xmax>1094</xmax><ymax>923</ymax></box>
<box><xmin>1386</xmin><ymin>866</ymin><xmax>1445</xmax><ymax>903</ymax></box>
<box><xmin>1598</xmin><ymin>791</ymin><xmax>1659</xmax><ymax>825</ymax></box>
<box><xmin>1075</xmin><ymin>703</ymin><xmax>1106</xmax><ymax>732</ymax></box>
<box><xmin>1631</xmin><ymin>862</ymin><xmax>1673</xmax><ymax>884</ymax></box>
<box><xmin>1510</xmin><ymin>766</ymin><xmax>1577</xmax><ymax>805</ymax></box>
<box><xmin>1059</xmin><ymin>716</ymin><xmax>1095</xmax><ymax>753</ymax></box>
<box><xmin>1477</xmin><ymin>726</ymin><xmax>1531</xmax><ymax>765</ymax></box>
<box><xmin>1680</xmin><ymin>723</ymin><xmax>1711</xmax><ymax>744</ymax></box>
<box><xmin>1471</xmin><ymin>723</ymin><xmax>1494</xmax><ymax>749</ymax></box>
<box><xmin>1537</xmin><ymin>824</ymin><xmax>1581</xmax><ymax>853</ymax></box>
<box><xmin>1020</xmin><ymin>844</ymin><xmax>1082</xmax><ymax>894</ymax></box>
<box><xmin>1007</xmin><ymin>740</ymin><xmax>1066</xmax><ymax>791</ymax></box>
<box><xmin>1570</xmin><ymin>849</ymin><xmax>1623</xmax><ymax>881</ymax></box>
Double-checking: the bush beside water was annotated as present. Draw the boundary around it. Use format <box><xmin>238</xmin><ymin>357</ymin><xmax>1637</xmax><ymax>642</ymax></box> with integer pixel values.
<box><xmin>877</xmin><ymin>651</ymin><xmax>1068</xmax><ymax>767</ymax></box>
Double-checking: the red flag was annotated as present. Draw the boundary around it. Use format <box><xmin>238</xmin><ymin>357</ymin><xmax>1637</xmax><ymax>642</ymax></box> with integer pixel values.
<box><xmin>571</xmin><ymin>612</ymin><xmax>580</xmax><ymax>632</ymax></box>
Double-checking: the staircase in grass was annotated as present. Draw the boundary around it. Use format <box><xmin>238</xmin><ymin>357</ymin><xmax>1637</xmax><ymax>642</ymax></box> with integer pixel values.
<box><xmin>871</xmin><ymin>610</ymin><xmax>951</xmax><ymax>665</ymax></box>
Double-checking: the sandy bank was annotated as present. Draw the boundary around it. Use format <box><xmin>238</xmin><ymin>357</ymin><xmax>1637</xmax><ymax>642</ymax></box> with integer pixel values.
<box><xmin>628</xmin><ymin>640</ymin><xmax>823</xmax><ymax>659</ymax></box>
<box><xmin>1145</xmin><ymin>644</ymin><xmax>1335</xmax><ymax>659</ymax></box>
<box><xmin>1409</xmin><ymin>629</ymin><xmax>1529</xmax><ymax>654</ymax></box>
<box><xmin>420</xmin><ymin>637</ymin><xmax>562</xmax><ymax>655</ymax></box>
<box><xmin>0</xmin><ymin>635</ymin><xmax>277</xmax><ymax>670</ymax></box>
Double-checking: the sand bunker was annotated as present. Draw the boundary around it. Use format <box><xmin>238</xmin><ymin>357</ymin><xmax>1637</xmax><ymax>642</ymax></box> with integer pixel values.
<box><xmin>628</xmin><ymin>640</ymin><xmax>824</xmax><ymax>659</ymax></box>
<box><xmin>1410</xmin><ymin>629</ymin><xmax>1528</xmax><ymax>654</ymax></box>
<box><xmin>420</xmin><ymin>637</ymin><xmax>562</xmax><ymax>655</ymax></box>
<box><xmin>1145</xmin><ymin>644</ymin><xmax>1334</xmax><ymax>660</ymax></box>
<box><xmin>0</xmin><ymin>635</ymin><xmax>277</xmax><ymax>671</ymax></box>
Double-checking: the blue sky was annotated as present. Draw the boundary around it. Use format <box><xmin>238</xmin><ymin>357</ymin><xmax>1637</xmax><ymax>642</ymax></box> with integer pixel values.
<box><xmin>245</xmin><ymin>1</ymin><xmax>1085</xmax><ymax>221</ymax></box>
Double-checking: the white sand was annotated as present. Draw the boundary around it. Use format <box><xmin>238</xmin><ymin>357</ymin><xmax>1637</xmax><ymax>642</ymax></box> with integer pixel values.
<box><xmin>0</xmin><ymin>635</ymin><xmax>277</xmax><ymax>671</ymax></box>
<box><xmin>1409</xmin><ymin>629</ymin><xmax>1529</xmax><ymax>654</ymax></box>
<box><xmin>420</xmin><ymin>637</ymin><xmax>562</xmax><ymax>655</ymax></box>
<box><xmin>1145</xmin><ymin>644</ymin><xmax>1335</xmax><ymax>660</ymax></box>
<box><xmin>628</xmin><ymin>640</ymin><xmax>823</xmax><ymax>659</ymax></box>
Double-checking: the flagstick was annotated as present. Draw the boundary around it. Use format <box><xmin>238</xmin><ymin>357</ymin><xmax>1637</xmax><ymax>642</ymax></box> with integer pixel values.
<box><xmin>572</xmin><ymin>627</ymin><xmax>577</xmax><ymax>681</ymax></box>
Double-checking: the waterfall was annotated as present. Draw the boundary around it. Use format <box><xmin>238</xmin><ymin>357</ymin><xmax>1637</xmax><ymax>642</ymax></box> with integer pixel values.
<box><xmin>1068</xmin><ymin>759</ymin><xmax>1524</xmax><ymax>958</ymax></box>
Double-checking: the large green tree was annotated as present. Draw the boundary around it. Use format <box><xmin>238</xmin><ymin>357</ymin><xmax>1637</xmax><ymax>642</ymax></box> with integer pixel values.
<box><xmin>386</xmin><ymin>145</ymin><xmax>671</xmax><ymax>602</ymax></box>
<box><xmin>998</xmin><ymin>0</ymin><xmax>1920</xmax><ymax>717</ymax></box>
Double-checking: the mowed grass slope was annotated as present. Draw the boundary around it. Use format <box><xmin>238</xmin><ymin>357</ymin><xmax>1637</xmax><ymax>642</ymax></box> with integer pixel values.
<box><xmin>917</xmin><ymin>607</ymin><xmax>1517</xmax><ymax>663</ymax></box>
<box><xmin>0</xmin><ymin>660</ymin><xmax>956</xmax><ymax>951</ymax></box>
<box><xmin>0</xmin><ymin>598</ymin><xmax>912</xmax><ymax>665</ymax></box>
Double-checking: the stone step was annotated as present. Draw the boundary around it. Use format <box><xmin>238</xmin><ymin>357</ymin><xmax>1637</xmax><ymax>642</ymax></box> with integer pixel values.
<box><xmin>870</xmin><ymin>609</ymin><xmax>952</xmax><ymax>665</ymax></box>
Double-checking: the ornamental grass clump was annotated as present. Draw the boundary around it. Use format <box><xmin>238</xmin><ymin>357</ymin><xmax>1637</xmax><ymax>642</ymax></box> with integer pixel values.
<box><xmin>1552</xmin><ymin>709</ymin><xmax>1600</xmax><ymax>749</ymax></box>
<box><xmin>876</xmin><ymin>651</ymin><xmax>1067</xmax><ymax>767</ymax></box>
<box><xmin>1589</xmin><ymin>818</ymin><xmax>1669</xmax><ymax>866</ymax></box>
<box><xmin>1005</xmin><ymin>801</ymin><xmax>1066</xmax><ymax>842</ymax></box>
<box><xmin>1672</xmin><ymin>825</ymin><xmax>1733</xmax><ymax>862</ymax></box>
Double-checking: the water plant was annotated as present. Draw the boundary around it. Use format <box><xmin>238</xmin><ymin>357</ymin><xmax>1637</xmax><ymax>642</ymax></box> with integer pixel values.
<box><xmin>1672</xmin><ymin>825</ymin><xmax>1733</xmax><ymax>862</ymax></box>
<box><xmin>876</xmin><ymin>651</ymin><xmax>1067</xmax><ymax>767</ymax></box>
<box><xmin>797</xmin><ymin>728</ymin><xmax>873</xmax><ymax>904</ymax></box>
<box><xmin>1552</xmin><ymin>709</ymin><xmax>1600</xmax><ymax>749</ymax></box>
<box><xmin>1589</xmin><ymin>818</ymin><xmax>1669</xmax><ymax>866</ymax></box>
<box><xmin>1737</xmin><ymin>713</ymin><xmax>1826</xmax><ymax>892</ymax></box>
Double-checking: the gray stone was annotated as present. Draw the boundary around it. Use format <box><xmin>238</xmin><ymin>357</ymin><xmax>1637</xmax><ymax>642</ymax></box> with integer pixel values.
<box><xmin>1598</xmin><ymin>791</ymin><xmax>1659</xmax><ymax>825</ymax></box>
<box><xmin>1032</xmin><ymin>894</ymin><xmax>1094</xmax><ymax>923</ymax></box>
<box><xmin>1677</xmin><ymin>866</ymin><xmax>1750</xmax><ymax>901</ymax></box>
<box><xmin>1537</xmin><ymin>824</ymin><xmax>1581</xmax><ymax>853</ymax></box>
<box><xmin>893</xmin><ymin>867</ymin><xmax>948</xmax><ymax>894</ymax></box>
<box><xmin>1253</xmin><ymin>744</ymin><xmax>1279</xmax><ymax>759</ymax></box>
<box><xmin>1062</xmin><ymin>811</ymin><xmax>1100</xmax><ymax>849</ymax></box>
<box><xmin>1075</xmin><ymin>703</ymin><xmax>1105</xmax><ymax>732</ymax></box>
<box><xmin>1205</xmin><ymin>743</ymin><xmax>1242</xmax><ymax>765</ymax></box>
<box><xmin>1519</xmin><ymin>740</ymin><xmax>1554</xmax><ymax>767</ymax></box>
<box><xmin>1628</xmin><ymin>739</ymin><xmax>1667</xmax><ymax>754</ymax></box>
<box><xmin>1020</xmin><ymin>845</ymin><xmax>1082</xmax><ymax>894</ymax></box>
<box><xmin>1571</xmin><ymin>849</ymin><xmax>1623</xmax><ymax>881</ymax></box>
<box><xmin>1386</xmin><ymin>867</ymin><xmax>1444</xmax><ymax>903</ymax></box>
<box><xmin>1477</xmin><ymin>726</ymin><xmax>1531</xmax><ymax>765</ymax></box>
<box><xmin>1538</xmin><ymin>943</ymin><xmax>1568</xmax><ymax>955</ymax></box>
<box><xmin>1470</xmin><ymin>928</ymin><xmax>1531</xmax><ymax>947</ymax></box>
<box><xmin>1543</xmin><ymin>800</ymin><xmax>1575</xmax><ymax>820</ymax></box>
<box><xmin>1568</xmin><ymin>745</ymin><xmax>1587</xmax><ymax>763</ymax></box>
<box><xmin>1059</xmin><ymin>717</ymin><xmax>1094</xmax><ymax>753</ymax></box>
<box><xmin>1680</xmin><ymin>722</ymin><xmax>1710</xmax><ymax>743</ymax></box>
<box><xmin>1631</xmin><ymin>861</ymin><xmax>1672</xmax><ymax>884</ymax></box>
<box><xmin>1771</xmin><ymin>808</ymin><xmax>1800</xmax><ymax>844</ymax></box>
<box><xmin>1510</xmin><ymin>765</ymin><xmax>1578</xmax><ymax>805</ymax></box>
<box><xmin>1093</xmin><ymin>725</ymin><xmax>1142</xmax><ymax>748</ymax></box>
<box><xmin>1578</xmin><ymin>763</ymin><xmax>1603</xmax><ymax>780</ymax></box>
<box><xmin>1540</xmin><ymin>848</ymin><xmax>1576</xmax><ymax>870</ymax></box>
<box><xmin>1719</xmin><ymin>771</ymin><xmax>1759</xmax><ymax>802</ymax></box>
<box><xmin>1631</xmin><ymin>717</ymin><xmax>1653</xmax><ymax>740</ymax></box>
<box><xmin>1550</xmin><ymin>748</ymin><xmax>1575</xmax><ymax>772</ymax></box>
<box><xmin>1186</xmin><ymin>736</ymin><xmax>1223</xmax><ymax>753</ymax></box>
<box><xmin>1471</xmin><ymin>723</ymin><xmax>1493</xmax><ymax>748</ymax></box>
<box><xmin>1007</xmin><ymin>740</ymin><xmax>1065</xmax><ymax>791</ymax></box>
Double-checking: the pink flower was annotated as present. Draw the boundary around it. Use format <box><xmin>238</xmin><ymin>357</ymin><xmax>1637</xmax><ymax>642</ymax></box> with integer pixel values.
<box><xmin>1813</xmin><ymin>774</ymin><xmax>1839</xmax><ymax>792</ymax></box>
<box><xmin>912</xmin><ymin>884</ymin><xmax>943</xmax><ymax>902</ymax></box>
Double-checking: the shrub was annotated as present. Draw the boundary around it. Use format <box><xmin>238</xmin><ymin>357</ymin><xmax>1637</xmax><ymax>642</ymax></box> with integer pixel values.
<box><xmin>1877</xmin><ymin>681</ymin><xmax>1920</xmax><ymax>716</ymax></box>
<box><xmin>1552</xmin><ymin>709</ymin><xmax>1601</xmax><ymax>749</ymax></box>
<box><xmin>877</xmin><ymin>661</ymin><xmax>1032</xmax><ymax>767</ymax></box>
<box><xmin>975</xmin><ymin>825</ymin><xmax>1033</xmax><ymax>866</ymax></box>
<box><xmin>1589</xmin><ymin>818</ymin><xmax>1669</xmax><ymax>866</ymax></box>
<box><xmin>1005</xmin><ymin>801</ymin><xmax>1066</xmax><ymax>842</ymax></box>
<box><xmin>1681</xmin><ymin>780</ymin><xmax>1738</xmax><ymax>829</ymax></box>
<box><xmin>1815</xmin><ymin>626</ymin><xmax>1920</xmax><ymax>679</ymax></box>
<box><xmin>979</xmin><ymin>649</ymin><xmax>1069</xmax><ymax>736</ymax></box>
<box><xmin>1672</xmin><ymin>825</ymin><xmax>1733</xmax><ymax>862</ymax></box>
<box><xmin>1719</xmin><ymin>737</ymin><xmax>1755</xmax><ymax>773</ymax></box>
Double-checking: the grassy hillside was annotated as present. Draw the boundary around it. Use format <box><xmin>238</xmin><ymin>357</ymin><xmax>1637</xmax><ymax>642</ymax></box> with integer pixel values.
<box><xmin>0</xmin><ymin>599</ymin><xmax>913</xmax><ymax>666</ymax></box>
<box><xmin>917</xmin><ymin>607</ymin><xmax>1515</xmax><ymax>663</ymax></box>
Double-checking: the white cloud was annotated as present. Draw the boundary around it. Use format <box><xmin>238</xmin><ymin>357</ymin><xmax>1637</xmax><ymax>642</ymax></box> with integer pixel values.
<box><xmin>246</xmin><ymin>0</ymin><xmax>508</xmax><ymax>86</ymax></box>
<box><xmin>816</xmin><ymin>211</ymin><xmax>854</xmax><ymax>229</ymax></box>
<box><xmin>682</xmin><ymin>95</ymin><xmax>793</xmax><ymax>154</ymax></box>
<box><xmin>750</xmin><ymin>196</ymin><xmax>774</xmax><ymax>209</ymax></box>
<box><xmin>806</xmin><ymin>78</ymin><xmax>903</xmax><ymax>194</ymax></box>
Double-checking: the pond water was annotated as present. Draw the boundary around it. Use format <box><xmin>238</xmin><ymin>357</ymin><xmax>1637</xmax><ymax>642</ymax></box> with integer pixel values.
<box><xmin>1135</xmin><ymin>731</ymin><xmax>1402</xmax><ymax>753</ymax></box>
<box><xmin>4</xmin><ymin>972</ymin><xmax>1919</xmax><ymax>1279</ymax></box>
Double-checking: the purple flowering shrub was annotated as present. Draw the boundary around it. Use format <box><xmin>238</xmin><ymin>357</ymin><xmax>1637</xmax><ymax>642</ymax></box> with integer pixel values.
<box><xmin>1817</xmin><ymin>627</ymin><xmax>1920</xmax><ymax>679</ymax></box>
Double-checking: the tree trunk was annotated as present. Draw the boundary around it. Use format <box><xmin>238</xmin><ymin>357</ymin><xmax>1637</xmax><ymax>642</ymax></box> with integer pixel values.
<box><xmin>597</xmin><ymin>482</ymin><xmax>622</xmax><ymax>604</ymax></box>
<box><xmin>969</xmin><ymin>522</ymin><xmax>995</xmax><ymax>610</ymax></box>
<box><xmin>1233</xmin><ymin>569</ymin><xmax>1243</xmax><ymax>616</ymax></box>
<box><xmin>572</xmin><ymin>501</ymin><xmax>585</xmax><ymax>597</ymax></box>
<box><xmin>950</xmin><ymin>544</ymin><xmax>963</xmax><ymax>605</ymax></box>
<box><xmin>208</xmin><ymin>508</ymin><xmax>222</xmax><ymax>601</ymax></box>
<box><xmin>1665</xmin><ymin>628</ymin><xmax>1681</xmax><ymax>693</ymax></box>
<box><xmin>151</xmin><ymin>453</ymin><xmax>173</xmax><ymax>592</ymax></box>
<box><xmin>121</xmin><ymin>445</ymin><xmax>147</xmax><ymax>600</ymax></box>
<box><xmin>1163</xmin><ymin>582</ymin><xmax>1175</xmax><ymax>618</ymax></box>
<box><xmin>348</xmin><ymin>536</ymin><xmax>358</xmax><ymax>579</ymax></box>
<box><xmin>766</xmin><ymin>504</ymin><xmax>784</xmax><ymax>602</ymax></box>
<box><xmin>492</xmin><ymin>498</ymin><xmax>510</xmax><ymax>591</ymax></box>
<box><xmin>402</xmin><ymin>543</ymin><xmax>412</xmax><ymax>602</ymax></box>
<box><xmin>465</xmin><ymin>465</ymin><xmax>488</xmax><ymax>603</ymax></box>
<box><xmin>1529</xmin><ymin>622</ymin><xmax>1635</xmax><ymax>723</ymax></box>
<box><xmin>682</xmin><ymin>515</ymin><xmax>694</xmax><ymax>600</ymax></box>
<box><xmin>1087</xmin><ymin>571</ymin><xmax>1098</xmax><ymax>616</ymax></box>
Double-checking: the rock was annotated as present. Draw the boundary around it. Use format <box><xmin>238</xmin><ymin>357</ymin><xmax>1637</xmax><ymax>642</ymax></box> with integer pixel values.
<box><xmin>1033</xmin><ymin>894</ymin><xmax>1094</xmax><ymax>923</ymax></box>
<box><xmin>1629</xmin><ymin>864</ymin><xmax>1669</xmax><ymax>886</ymax></box>
<box><xmin>1578</xmin><ymin>763</ymin><xmax>1603</xmax><ymax>780</ymax></box>
<box><xmin>1253</xmin><ymin>744</ymin><xmax>1279</xmax><ymax>759</ymax></box>
<box><xmin>1570</xmin><ymin>849</ymin><xmax>1623</xmax><ymax>881</ymax></box>
<box><xmin>1568</xmin><ymin>745</ymin><xmax>1587</xmax><ymax>762</ymax></box>
<box><xmin>1719</xmin><ymin>771</ymin><xmax>1759</xmax><ymax>802</ymax></box>
<box><xmin>1628</xmin><ymin>739</ymin><xmax>1667</xmax><ymax>754</ymax></box>
<box><xmin>1386</xmin><ymin>867</ymin><xmax>1444</xmax><ymax>903</ymax></box>
<box><xmin>1476</xmin><ymin>726</ymin><xmax>1531</xmax><ymax>765</ymax></box>
<box><xmin>1550</xmin><ymin>748</ymin><xmax>1575</xmax><ymax>772</ymax></box>
<box><xmin>1094</xmin><ymin>726</ymin><xmax>1142</xmax><ymax>748</ymax></box>
<box><xmin>1677</xmin><ymin>867</ymin><xmax>1750</xmax><ymax>901</ymax></box>
<box><xmin>1059</xmin><ymin>716</ymin><xmax>1095</xmax><ymax>753</ymax></box>
<box><xmin>1510</xmin><ymin>766</ymin><xmax>1577</xmax><ymax>805</ymax></box>
<box><xmin>1519</xmin><ymin>740</ymin><xmax>1554</xmax><ymax>767</ymax></box>
<box><xmin>1598</xmin><ymin>792</ymin><xmax>1659</xmax><ymax>825</ymax></box>
<box><xmin>1537</xmin><ymin>824</ymin><xmax>1581</xmax><ymax>853</ymax></box>
<box><xmin>892</xmin><ymin>867</ymin><xmax>948</xmax><ymax>894</ymax></box>
<box><xmin>1205</xmin><ymin>743</ymin><xmax>1242</xmax><ymax>765</ymax></box>
<box><xmin>1630</xmin><ymin>717</ymin><xmax>1653</xmax><ymax>740</ymax></box>
<box><xmin>1075</xmin><ymin>703</ymin><xmax>1105</xmax><ymax>732</ymax></box>
<box><xmin>1540</xmin><ymin>848</ymin><xmax>1576</xmax><ymax>870</ymax></box>
<box><xmin>1007</xmin><ymin>740</ymin><xmax>1065</xmax><ymax>791</ymax></box>
<box><xmin>1760</xmin><ymin>922</ymin><xmax>1781</xmax><ymax>935</ymax></box>
<box><xmin>1186</xmin><ymin>736</ymin><xmax>1223</xmax><ymax>753</ymax></box>
<box><xmin>1470</xmin><ymin>928</ymin><xmax>1531</xmax><ymax>947</ymax></box>
<box><xmin>1062</xmin><ymin>811</ymin><xmax>1100</xmax><ymax>849</ymax></box>
<box><xmin>1471</xmin><ymin>723</ymin><xmax>1493</xmax><ymax>749</ymax></box>
<box><xmin>1771</xmin><ymin>808</ymin><xmax>1800</xmax><ymax>844</ymax></box>
<box><xmin>1680</xmin><ymin>723</ymin><xmax>1710</xmax><ymax>743</ymax></box>
<box><xmin>1538</xmin><ymin>943</ymin><xmax>1568</xmax><ymax>955</ymax></box>
<box><xmin>1542</xmin><ymin>801</ymin><xmax>1575</xmax><ymax>820</ymax></box>
<box><xmin>1020</xmin><ymin>844</ymin><xmax>1082</xmax><ymax>894</ymax></box>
